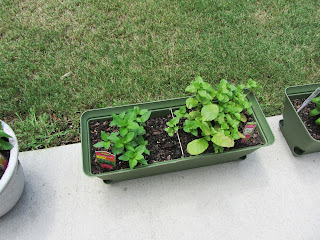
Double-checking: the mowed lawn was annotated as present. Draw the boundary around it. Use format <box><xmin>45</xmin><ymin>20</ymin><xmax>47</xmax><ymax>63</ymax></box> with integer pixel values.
<box><xmin>0</xmin><ymin>0</ymin><xmax>319</xmax><ymax>151</ymax></box>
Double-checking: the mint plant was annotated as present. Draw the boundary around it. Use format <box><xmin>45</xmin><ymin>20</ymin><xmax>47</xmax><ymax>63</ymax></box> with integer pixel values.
<box><xmin>165</xmin><ymin>77</ymin><xmax>260</xmax><ymax>155</ymax></box>
<box><xmin>94</xmin><ymin>106</ymin><xmax>151</xmax><ymax>169</ymax></box>
<box><xmin>0</xmin><ymin>124</ymin><xmax>13</xmax><ymax>151</ymax></box>
<box><xmin>309</xmin><ymin>96</ymin><xmax>320</xmax><ymax>125</ymax></box>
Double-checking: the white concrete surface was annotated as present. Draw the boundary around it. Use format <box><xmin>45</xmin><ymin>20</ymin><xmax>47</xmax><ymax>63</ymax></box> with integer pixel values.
<box><xmin>0</xmin><ymin>115</ymin><xmax>319</xmax><ymax>240</ymax></box>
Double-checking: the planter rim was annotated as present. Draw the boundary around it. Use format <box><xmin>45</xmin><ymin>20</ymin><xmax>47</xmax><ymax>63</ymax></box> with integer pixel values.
<box><xmin>285</xmin><ymin>83</ymin><xmax>320</xmax><ymax>93</ymax></box>
<box><xmin>285</xmin><ymin>83</ymin><xmax>320</xmax><ymax>143</ymax></box>
<box><xmin>0</xmin><ymin>120</ymin><xmax>19</xmax><ymax>192</ymax></box>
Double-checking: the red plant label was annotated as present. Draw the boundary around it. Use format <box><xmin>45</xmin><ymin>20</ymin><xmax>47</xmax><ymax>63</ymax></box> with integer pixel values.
<box><xmin>95</xmin><ymin>151</ymin><xmax>116</xmax><ymax>169</ymax></box>
<box><xmin>0</xmin><ymin>153</ymin><xmax>8</xmax><ymax>171</ymax></box>
<box><xmin>242</xmin><ymin>122</ymin><xmax>257</xmax><ymax>143</ymax></box>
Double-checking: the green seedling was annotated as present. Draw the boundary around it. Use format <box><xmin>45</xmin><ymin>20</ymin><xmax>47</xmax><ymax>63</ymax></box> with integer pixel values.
<box><xmin>310</xmin><ymin>97</ymin><xmax>320</xmax><ymax>125</ymax></box>
<box><xmin>94</xmin><ymin>106</ymin><xmax>151</xmax><ymax>169</ymax></box>
<box><xmin>0</xmin><ymin>124</ymin><xmax>13</xmax><ymax>151</ymax></box>
<box><xmin>165</xmin><ymin>77</ymin><xmax>260</xmax><ymax>155</ymax></box>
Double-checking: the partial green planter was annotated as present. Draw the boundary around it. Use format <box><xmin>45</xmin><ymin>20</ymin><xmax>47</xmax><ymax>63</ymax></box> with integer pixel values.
<box><xmin>279</xmin><ymin>83</ymin><xmax>320</xmax><ymax>156</ymax></box>
<box><xmin>81</xmin><ymin>92</ymin><xmax>274</xmax><ymax>183</ymax></box>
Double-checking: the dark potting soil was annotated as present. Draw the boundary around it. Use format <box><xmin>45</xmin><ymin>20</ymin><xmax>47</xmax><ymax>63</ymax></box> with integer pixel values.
<box><xmin>0</xmin><ymin>149</ymin><xmax>10</xmax><ymax>179</ymax></box>
<box><xmin>291</xmin><ymin>99</ymin><xmax>320</xmax><ymax>140</ymax></box>
<box><xmin>89</xmin><ymin>113</ymin><xmax>264</xmax><ymax>175</ymax></box>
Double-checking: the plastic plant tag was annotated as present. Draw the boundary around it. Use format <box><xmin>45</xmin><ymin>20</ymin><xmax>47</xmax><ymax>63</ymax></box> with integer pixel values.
<box><xmin>95</xmin><ymin>151</ymin><xmax>116</xmax><ymax>169</ymax></box>
<box><xmin>297</xmin><ymin>87</ymin><xmax>320</xmax><ymax>113</ymax></box>
<box><xmin>0</xmin><ymin>153</ymin><xmax>8</xmax><ymax>171</ymax></box>
<box><xmin>242</xmin><ymin>122</ymin><xmax>257</xmax><ymax>143</ymax></box>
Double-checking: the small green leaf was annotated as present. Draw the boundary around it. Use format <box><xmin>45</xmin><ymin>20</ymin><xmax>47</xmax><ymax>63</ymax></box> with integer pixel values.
<box><xmin>119</xmin><ymin>111</ymin><xmax>126</xmax><ymax>119</ymax></box>
<box><xmin>109</xmin><ymin>120</ymin><xmax>116</xmax><ymax>126</ymax></box>
<box><xmin>136</xmin><ymin>145</ymin><xmax>146</xmax><ymax>155</ymax></box>
<box><xmin>310</xmin><ymin>108</ymin><xmax>320</xmax><ymax>117</ymax></box>
<box><xmin>198</xmin><ymin>90</ymin><xmax>213</xmax><ymax>100</ymax></box>
<box><xmin>238</xmin><ymin>132</ymin><xmax>246</xmax><ymax>139</ymax></box>
<box><xmin>112</xmin><ymin>146</ymin><xmax>124</xmax><ymax>155</ymax></box>
<box><xmin>189</xmin><ymin>111</ymin><xmax>200</xmax><ymax>119</ymax></box>
<box><xmin>144</xmin><ymin>149</ymin><xmax>150</xmax><ymax>155</ymax></box>
<box><xmin>126</xmin><ymin>145</ymin><xmax>135</xmax><ymax>151</ymax></box>
<box><xmin>141</xmin><ymin>111</ymin><xmax>151</xmax><ymax>122</ymax></box>
<box><xmin>196</xmin><ymin>95</ymin><xmax>211</xmax><ymax>105</ymax></box>
<box><xmin>185</xmin><ymin>84</ymin><xmax>197</xmax><ymax>93</ymax></box>
<box><xmin>201</xmin><ymin>104</ymin><xmax>219</xmax><ymax>121</ymax></box>
<box><xmin>124</xmin><ymin>132</ymin><xmax>135</xmax><ymax>143</ymax></box>
<box><xmin>108</xmin><ymin>132</ymin><xmax>119</xmax><ymax>142</ymax></box>
<box><xmin>191</xmin><ymin>129</ymin><xmax>198</xmax><ymax>136</ymax></box>
<box><xmin>135</xmin><ymin>153</ymin><xmax>145</xmax><ymax>160</ymax></box>
<box><xmin>101</xmin><ymin>131</ymin><xmax>109</xmax><ymax>141</ymax></box>
<box><xmin>140</xmin><ymin>109</ymin><xmax>148</xmax><ymax>115</ymax></box>
<box><xmin>221</xmin><ymin>95</ymin><xmax>229</xmax><ymax>103</ymax></box>
<box><xmin>119</xmin><ymin>127</ymin><xmax>129</xmax><ymax>137</ymax></box>
<box><xmin>111</xmin><ymin>114</ymin><xmax>125</xmax><ymax>127</ymax></box>
<box><xmin>199</xmin><ymin>122</ymin><xmax>213</xmax><ymax>136</ymax></box>
<box><xmin>186</xmin><ymin>97</ymin><xmax>198</xmax><ymax>109</ymax></box>
<box><xmin>240</xmin><ymin>113</ymin><xmax>247</xmax><ymax>122</ymax></box>
<box><xmin>211</xmin><ymin>132</ymin><xmax>234</xmax><ymax>148</ymax></box>
<box><xmin>129</xmin><ymin>159</ymin><xmax>138</xmax><ymax>169</ymax></box>
<box><xmin>312</xmin><ymin>97</ymin><xmax>320</xmax><ymax>104</ymax></box>
<box><xmin>127</xmin><ymin>122</ymin><xmax>140</xmax><ymax>129</ymax></box>
<box><xmin>0</xmin><ymin>139</ymin><xmax>13</xmax><ymax>150</ymax></box>
<box><xmin>0</xmin><ymin>131</ymin><xmax>12</xmax><ymax>139</ymax></box>
<box><xmin>187</xmin><ymin>138</ymin><xmax>209</xmax><ymax>155</ymax></box>
<box><xmin>134</xmin><ymin>106</ymin><xmax>140</xmax><ymax>115</ymax></box>
<box><xmin>170</xmin><ymin>117</ymin><xmax>180</xmax><ymax>125</ymax></box>
<box><xmin>136</xmin><ymin>126</ymin><xmax>146</xmax><ymax>135</ymax></box>
<box><xmin>93</xmin><ymin>141</ymin><xmax>105</xmax><ymax>148</ymax></box>
<box><xmin>138</xmin><ymin>159</ymin><xmax>148</xmax><ymax>165</ymax></box>
<box><xmin>103</xmin><ymin>141</ymin><xmax>111</xmax><ymax>149</ymax></box>
<box><xmin>119</xmin><ymin>155</ymin><xmax>130</xmax><ymax>161</ymax></box>
<box><xmin>217</xmin><ymin>92</ymin><xmax>225</xmax><ymax>101</ymax></box>
<box><xmin>316</xmin><ymin>117</ymin><xmax>320</xmax><ymax>125</ymax></box>
<box><xmin>115</xmin><ymin>142</ymin><xmax>124</xmax><ymax>148</ymax></box>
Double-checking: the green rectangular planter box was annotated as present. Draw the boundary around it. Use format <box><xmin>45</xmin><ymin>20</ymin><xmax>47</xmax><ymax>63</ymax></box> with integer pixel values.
<box><xmin>279</xmin><ymin>83</ymin><xmax>320</xmax><ymax>156</ymax></box>
<box><xmin>81</xmin><ymin>93</ymin><xmax>274</xmax><ymax>183</ymax></box>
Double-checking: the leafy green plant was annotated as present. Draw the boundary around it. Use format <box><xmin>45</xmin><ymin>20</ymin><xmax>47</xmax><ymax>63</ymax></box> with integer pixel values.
<box><xmin>0</xmin><ymin>124</ymin><xmax>13</xmax><ymax>151</ymax></box>
<box><xmin>309</xmin><ymin>97</ymin><xmax>320</xmax><ymax>125</ymax></box>
<box><xmin>94</xmin><ymin>106</ymin><xmax>151</xmax><ymax>169</ymax></box>
<box><xmin>165</xmin><ymin>77</ymin><xmax>260</xmax><ymax>155</ymax></box>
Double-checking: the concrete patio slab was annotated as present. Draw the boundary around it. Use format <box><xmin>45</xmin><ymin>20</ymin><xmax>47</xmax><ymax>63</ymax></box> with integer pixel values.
<box><xmin>0</xmin><ymin>115</ymin><xmax>319</xmax><ymax>240</ymax></box>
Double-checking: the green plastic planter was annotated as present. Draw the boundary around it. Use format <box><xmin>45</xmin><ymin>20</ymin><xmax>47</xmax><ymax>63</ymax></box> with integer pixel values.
<box><xmin>279</xmin><ymin>83</ymin><xmax>320</xmax><ymax>156</ymax></box>
<box><xmin>81</xmin><ymin>93</ymin><xmax>274</xmax><ymax>183</ymax></box>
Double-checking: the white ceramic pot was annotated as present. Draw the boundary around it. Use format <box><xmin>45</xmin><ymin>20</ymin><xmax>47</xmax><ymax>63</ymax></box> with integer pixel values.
<box><xmin>0</xmin><ymin>121</ymin><xmax>24</xmax><ymax>217</ymax></box>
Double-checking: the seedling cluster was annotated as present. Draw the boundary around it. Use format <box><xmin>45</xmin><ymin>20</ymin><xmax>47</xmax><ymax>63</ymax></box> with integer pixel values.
<box><xmin>310</xmin><ymin>97</ymin><xmax>320</xmax><ymax>125</ymax></box>
<box><xmin>94</xmin><ymin>106</ymin><xmax>151</xmax><ymax>169</ymax></box>
<box><xmin>165</xmin><ymin>77</ymin><xmax>260</xmax><ymax>155</ymax></box>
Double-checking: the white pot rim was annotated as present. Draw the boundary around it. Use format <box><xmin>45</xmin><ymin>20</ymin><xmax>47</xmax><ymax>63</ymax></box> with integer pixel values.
<box><xmin>0</xmin><ymin>120</ymin><xmax>19</xmax><ymax>192</ymax></box>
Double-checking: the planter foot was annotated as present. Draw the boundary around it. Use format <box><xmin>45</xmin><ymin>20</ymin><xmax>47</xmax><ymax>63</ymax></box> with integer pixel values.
<box><xmin>239</xmin><ymin>155</ymin><xmax>247</xmax><ymax>160</ymax></box>
<box><xmin>293</xmin><ymin>147</ymin><xmax>305</xmax><ymax>156</ymax></box>
<box><xmin>103</xmin><ymin>180</ymin><xmax>113</xmax><ymax>184</ymax></box>
<box><xmin>279</xmin><ymin>119</ymin><xmax>284</xmax><ymax>127</ymax></box>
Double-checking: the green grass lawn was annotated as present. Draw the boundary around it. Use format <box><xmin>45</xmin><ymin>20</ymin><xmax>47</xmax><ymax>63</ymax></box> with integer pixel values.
<box><xmin>1</xmin><ymin>0</ymin><xmax>319</xmax><ymax>151</ymax></box>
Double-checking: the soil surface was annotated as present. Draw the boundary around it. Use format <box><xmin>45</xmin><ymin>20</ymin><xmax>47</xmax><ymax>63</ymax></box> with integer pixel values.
<box><xmin>291</xmin><ymin>99</ymin><xmax>320</xmax><ymax>140</ymax></box>
<box><xmin>89</xmin><ymin>113</ymin><xmax>264</xmax><ymax>175</ymax></box>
